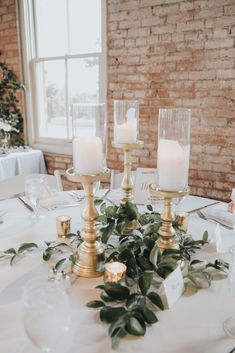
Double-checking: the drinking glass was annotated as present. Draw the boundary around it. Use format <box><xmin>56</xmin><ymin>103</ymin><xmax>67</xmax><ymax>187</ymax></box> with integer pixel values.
<box><xmin>22</xmin><ymin>277</ymin><xmax>72</xmax><ymax>353</ymax></box>
<box><xmin>25</xmin><ymin>175</ymin><xmax>46</xmax><ymax>220</ymax></box>
<box><xmin>223</xmin><ymin>247</ymin><xmax>235</xmax><ymax>337</ymax></box>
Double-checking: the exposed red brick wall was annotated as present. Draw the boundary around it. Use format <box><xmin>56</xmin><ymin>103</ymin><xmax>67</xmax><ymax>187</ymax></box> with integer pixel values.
<box><xmin>107</xmin><ymin>0</ymin><xmax>235</xmax><ymax>201</ymax></box>
<box><xmin>1</xmin><ymin>0</ymin><xmax>235</xmax><ymax>201</ymax></box>
<box><xmin>0</xmin><ymin>0</ymin><xmax>21</xmax><ymax>75</ymax></box>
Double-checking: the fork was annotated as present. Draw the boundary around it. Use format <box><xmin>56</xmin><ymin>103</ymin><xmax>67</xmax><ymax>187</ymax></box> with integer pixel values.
<box><xmin>197</xmin><ymin>210</ymin><xmax>233</xmax><ymax>230</ymax></box>
<box><xmin>68</xmin><ymin>191</ymin><xmax>84</xmax><ymax>201</ymax></box>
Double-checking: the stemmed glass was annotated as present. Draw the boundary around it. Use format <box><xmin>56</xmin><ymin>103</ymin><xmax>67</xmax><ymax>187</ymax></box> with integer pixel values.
<box><xmin>25</xmin><ymin>175</ymin><xmax>45</xmax><ymax>220</ymax></box>
<box><xmin>22</xmin><ymin>277</ymin><xmax>72</xmax><ymax>353</ymax></box>
<box><xmin>223</xmin><ymin>247</ymin><xmax>235</xmax><ymax>337</ymax></box>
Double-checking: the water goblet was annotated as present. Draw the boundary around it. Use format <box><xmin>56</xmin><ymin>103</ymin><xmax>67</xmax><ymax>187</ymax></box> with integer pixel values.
<box><xmin>22</xmin><ymin>277</ymin><xmax>72</xmax><ymax>353</ymax></box>
<box><xmin>223</xmin><ymin>247</ymin><xmax>235</xmax><ymax>338</ymax></box>
<box><xmin>25</xmin><ymin>175</ymin><xmax>45</xmax><ymax>220</ymax></box>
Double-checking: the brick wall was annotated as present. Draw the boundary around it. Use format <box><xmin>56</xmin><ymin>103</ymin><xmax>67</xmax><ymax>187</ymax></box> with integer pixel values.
<box><xmin>1</xmin><ymin>0</ymin><xmax>235</xmax><ymax>200</ymax></box>
<box><xmin>0</xmin><ymin>0</ymin><xmax>20</xmax><ymax>76</ymax></box>
<box><xmin>107</xmin><ymin>0</ymin><xmax>235</xmax><ymax>201</ymax></box>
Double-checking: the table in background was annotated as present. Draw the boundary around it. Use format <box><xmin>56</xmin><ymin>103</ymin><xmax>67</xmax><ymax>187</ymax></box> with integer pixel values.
<box><xmin>0</xmin><ymin>195</ymin><xmax>235</xmax><ymax>353</ymax></box>
<box><xmin>0</xmin><ymin>149</ymin><xmax>47</xmax><ymax>180</ymax></box>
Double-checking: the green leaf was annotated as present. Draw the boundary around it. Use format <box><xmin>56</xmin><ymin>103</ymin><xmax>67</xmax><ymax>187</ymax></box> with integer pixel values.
<box><xmin>111</xmin><ymin>327</ymin><xmax>127</xmax><ymax>350</ymax></box>
<box><xmin>101</xmin><ymin>220</ymin><xmax>115</xmax><ymax>244</ymax></box>
<box><xmin>202</xmin><ymin>230</ymin><xmax>208</xmax><ymax>243</ymax></box>
<box><xmin>149</xmin><ymin>245</ymin><xmax>159</xmax><ymax>266</ymax></box>
<box><xmin>54</xmin><ymin>258</ymin><xmax>66</xmax><ymax>270</ymax></box>
<box><xmin>10</xmin><ymin>254</ymin><xmax>19</xmax><ymax>265</ymax></box>
<box><xmin>147</xmin><ymin>204</ymin><xmax>153</xmax><ymax>211</ymax></box>
<box><xmin>118</xmin><ymin>248</ymin><xmax>133</xmax><ymax>262</ymax></box>
<box><xmin>138</xmin><ymin>271</ymin><xmax>153</xmax><ymax>295</ymax></box>
<box><xmin>86</xmin><ymin>300</ymin><xmax>105</xmax><ymax>308</ymax></box>
<box><xmin>43</xmin><ymin>249</ymin><xmax>52</xmax><ymax>261</ymax></box>
<box><xmin>104</xmin><ymin>282</ymin><xmax>130</xmax><ymax>300</ymax></box>
<box><xmin>4</xmin><ymin>248</ymin><xmax>16</xmax><ymax>255</ymax></box>
<box><xmin>18</xmin><ymin>242</ymin><xmax>38</xmax><ymax>253</ymax></box>
<box><xmin>100</xmin><ymin>306</ymin><xmax>127</xmax><ymax>323</ymax></box>
<box><xmin>136</xmin><ymin>304</ymin><xmax>158</xmax><ymax>324</ymax></box>
<box><xmin>147</xmin><ymin>292</ymin><xmax>164</xmax><ymax>310</ymax></box>
<box><xmin>94</xmin><ymin>198</ymin><xmax>103</xmax><ymax>205</ymax></box>
<box><xmin>125</xmin><ymin>201</ymin><xmax>138</xmax><ymax>221</ymax></box>
<box><xmin>126</xmin><ymin>317</ymin><xmax>146</xmax><ymax>336</ymax></box>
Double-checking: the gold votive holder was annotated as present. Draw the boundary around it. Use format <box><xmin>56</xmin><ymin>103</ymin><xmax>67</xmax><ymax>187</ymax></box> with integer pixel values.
<box><xmin>56</xmin><ymin>215</ymin><xmax>71</xmax><ymax>238</ymax></box>
<box><xmin>175</xmin><ymin>211</ymin><xmax>189</xmax><ymax>232</ymax></box>
<box><xmin>104</xmin><ymin>261</ymin><xmax>127</xmax><ymax>283</ymax></box>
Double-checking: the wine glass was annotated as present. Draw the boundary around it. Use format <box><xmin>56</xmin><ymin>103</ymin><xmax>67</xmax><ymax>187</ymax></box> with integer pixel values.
<box><xmin>223</xmin><ymin>247</ymin><xmax>235</xmax><ymax>337</ymax></box>
<box><xmin>22</xmin><ymin>277</ymin><xmax>72</xmax><ymax>353</ymax></box>
<box><xmin>25</xmin><ymin>175</ymin><xmax>46</xmax><ymax>220</ymax></box>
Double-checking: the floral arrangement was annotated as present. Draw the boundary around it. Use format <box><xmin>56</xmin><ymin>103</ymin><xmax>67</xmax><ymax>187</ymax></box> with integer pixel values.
<box><xmin>0</xmin><ymin>62</ymin><xmax>24</xmax><ymax>146</ymax></box>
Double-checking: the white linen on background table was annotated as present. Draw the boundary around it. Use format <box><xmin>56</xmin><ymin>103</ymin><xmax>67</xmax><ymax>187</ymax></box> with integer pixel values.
<box><xmin>0</xmin><ymin>150</ymin><xmax>47</xmax><ymax>180</ymax></box>
<box><xmin>0</xmin><ymin>194</ymin><xmax>235</xmax><ymax>353</ymax></box>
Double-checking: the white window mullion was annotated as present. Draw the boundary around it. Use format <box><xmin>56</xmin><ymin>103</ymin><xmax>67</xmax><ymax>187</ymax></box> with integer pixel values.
<box><xmin>65</xmin><ymin>58</ymin><xmax>70</xmax><ymax>140</ymax></box>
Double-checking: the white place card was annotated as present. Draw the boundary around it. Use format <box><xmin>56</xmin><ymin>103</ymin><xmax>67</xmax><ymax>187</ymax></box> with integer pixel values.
<box><xmin>206</xmin><ymin>224</ymin><xmax>222</xmax><ymax>253</ymax></box>
<box><xmin>159</xmin><ymin>267</ymin><xmax>184</xmax><ymax>309</ymax></box>
<box><xmin>133</xmin><ymin>168</ymin><xmax>158</xmax><ymax>205</ymax></box>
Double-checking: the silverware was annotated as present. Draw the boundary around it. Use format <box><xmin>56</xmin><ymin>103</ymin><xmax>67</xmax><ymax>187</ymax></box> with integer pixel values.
<box><xmin>188</xmin><ymin>201</ymin><xmax>221</xmax><ymax>214</ymax></box>
<box><xmin>68</xmin><ymin>191</ymin><xmax>84</xmax><ymax>201</ymax></box>
<box><xmin>17</xmin><ymin>196</ymin><xmax>33</xmax><ymax>212</ymax></box>
<box><xmin>197</xmin><ymin>210</ymin><xmax>233</xmax><ymax>230</ymax></box>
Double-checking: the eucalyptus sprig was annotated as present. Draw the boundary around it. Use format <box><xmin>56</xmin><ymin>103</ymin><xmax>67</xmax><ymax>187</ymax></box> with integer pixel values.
<box><xmin>87</xmin><ymin>271</ymin><xmax>164</xmax><ymax>349</ymax></box>
<box><xmin>0</xmin><ymin>242</ymin><xmax>38</xmax><ymax>265</ymax></box>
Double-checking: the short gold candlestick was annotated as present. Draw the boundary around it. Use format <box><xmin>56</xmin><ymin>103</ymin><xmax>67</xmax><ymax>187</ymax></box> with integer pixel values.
<box><xmin>149</xmin><ymin>184</ymin><xmax>189</xmax><ymax>250</ymax></box>
<box><xmin>66</xmin><ymin>167</ymin><xmax>110</xmax><ymax>278</ymax></box>
<box><xmin>113</xmin><ymin>140</ymin><xmax>144</xmax><ymax>203</ymax></box>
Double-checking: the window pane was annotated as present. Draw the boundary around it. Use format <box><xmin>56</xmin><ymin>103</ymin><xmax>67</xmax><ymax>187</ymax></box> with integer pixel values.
<box><xmin>35</xmin><ymin>0</ymin><xmax>67</xmax><ymax>57</ymax></box>
<box><xmin>69</xmin><ymin>0</ymin><xmax>101</xmax><ymax>54</ymax></box>
<box><xmin>37</xmin><ymin>60</ymin><xmax>67</xmax><ymax>139</ymax></box>
<box><xmin>68</xmin><ymin>57</ymin><xmax>99</xmax><ymax>138</ymax></box>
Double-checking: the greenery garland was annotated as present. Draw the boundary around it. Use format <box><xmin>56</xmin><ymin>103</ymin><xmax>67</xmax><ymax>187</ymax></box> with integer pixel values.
<box><xmin>0</xmin><ymin>199</ymin><xmax>229</xmax><ymax>349</ymax></box>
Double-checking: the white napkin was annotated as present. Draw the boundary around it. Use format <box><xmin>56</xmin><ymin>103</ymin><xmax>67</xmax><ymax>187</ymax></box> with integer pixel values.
<box><xmin>40</xmin><ymin>191</ymin><xmax>74</xmax><ymax>208</ymax></box>
<box><xmin>200</xmin><ymin>207</ymin><xmax>235</xmax><ymax>229</ymax></box>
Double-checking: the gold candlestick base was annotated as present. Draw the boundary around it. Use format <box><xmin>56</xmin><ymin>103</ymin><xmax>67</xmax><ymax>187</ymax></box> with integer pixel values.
<box><xmin>66</xmin><ymin>167</ymin><xmax>110</xmax><ymax>278</ymax></box>
<box><xmin>113</xmin><ymin>140</ymin><xmax>144</xmax><ymax>204</ymax></box>
<box><xmin>149</xmin><ymin>184</ymin><xmax>189</xmax><ymax>250</ymax></box>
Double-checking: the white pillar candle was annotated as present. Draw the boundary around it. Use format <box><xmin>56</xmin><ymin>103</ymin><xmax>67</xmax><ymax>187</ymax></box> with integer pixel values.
<box><xmin>114</xmin><ymin>119</ymin><xmax>137</xmax><ymax>144</ymax></box>
<box><xmin>73</xmin><ymin>137</ymin><xmax>103</xmax><ymax>175</ymax></box>
<box><xmin>157</xmin><ymin>139</ymin><xmax>190</xmax><ymax>191</ymax></box>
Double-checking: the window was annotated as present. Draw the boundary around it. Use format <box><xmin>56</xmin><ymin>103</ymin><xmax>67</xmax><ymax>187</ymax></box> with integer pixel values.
<box><xmin>19</xmin><ymin>0</ymin><xmax>106</xmax><ymax>153</ymax></box>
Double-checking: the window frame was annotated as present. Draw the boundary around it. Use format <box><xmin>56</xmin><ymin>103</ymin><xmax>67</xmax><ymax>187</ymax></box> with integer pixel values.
<box><xmin>18</xmin><ymin>0</ymin><xmax>107</xmax><ymax>155</ymax></box>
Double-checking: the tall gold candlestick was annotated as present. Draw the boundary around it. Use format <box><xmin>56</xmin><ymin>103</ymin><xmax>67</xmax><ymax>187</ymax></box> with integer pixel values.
<box><xmin>113</xmin><ymin>140</ymin><xmax>144</xmax><ymax>204</ymax></box>
<box><xmin>66</xmin><ymin>167</ymin><xmax>110</xmax><ymax>278</ymax></box>
<box><xmin>149</xmin><ymin>184</ymin><xmax>189</xmax><ymax>250</ymax></box>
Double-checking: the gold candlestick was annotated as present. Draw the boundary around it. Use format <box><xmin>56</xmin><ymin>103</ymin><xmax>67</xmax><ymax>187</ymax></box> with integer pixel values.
<box><xmin>113</xmin><ymin>140</ymin><xmax>144</xmax><ymax>203</ymax></box>
<box><xmin>149</xmin><ymin>184</ymin><xmax>189</xmax><ymax>250</ymax></box>
<box><xmin>66</xmin><ymin>167</ymin><xmax>110</xmax><ymax>278</ymax></box>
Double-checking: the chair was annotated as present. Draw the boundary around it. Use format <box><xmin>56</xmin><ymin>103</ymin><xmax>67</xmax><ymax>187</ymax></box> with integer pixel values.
<box><xmin>54</xmin><ymin>170</ymin><xmax>64</xmax><ymax>192</ymax></box>
<box><xmin>0</xmin><ymin>173</ymin><xmax>60</xmax><ymax>201</ymax></box>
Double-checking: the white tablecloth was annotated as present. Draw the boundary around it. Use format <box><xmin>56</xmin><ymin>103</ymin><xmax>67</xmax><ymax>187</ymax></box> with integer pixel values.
<box><xmin>0</xmin><ymin>149</ymin><xmax>47</xmax><ymax>180</ymax></box>
<box><xmin>0</xmin><ymin>195</ymin><xmax>235</xmax><ymax>353</ymax></box>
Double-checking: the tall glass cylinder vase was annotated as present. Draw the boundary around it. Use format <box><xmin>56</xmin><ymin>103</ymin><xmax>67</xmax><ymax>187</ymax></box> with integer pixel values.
<box><xmin>157</xmin><ymin>108</ymin><xmax>191</xmax><ymax>192</ymax></box>
<box><xmin>72</xmin><ymin>103</ymin><xmax>107</xmax><ymax>175</ymax></box>
<box><xmin>113</xmin><ymin>100</ymin><xmax>139</xmax><ymax>144</ymax></box>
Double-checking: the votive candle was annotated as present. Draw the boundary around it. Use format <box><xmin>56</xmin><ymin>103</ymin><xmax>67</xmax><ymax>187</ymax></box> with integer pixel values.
<box><xmin>104</xmin><ymin>261</ymin><xmax>127</xmax><ymax>283</ymax></box>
